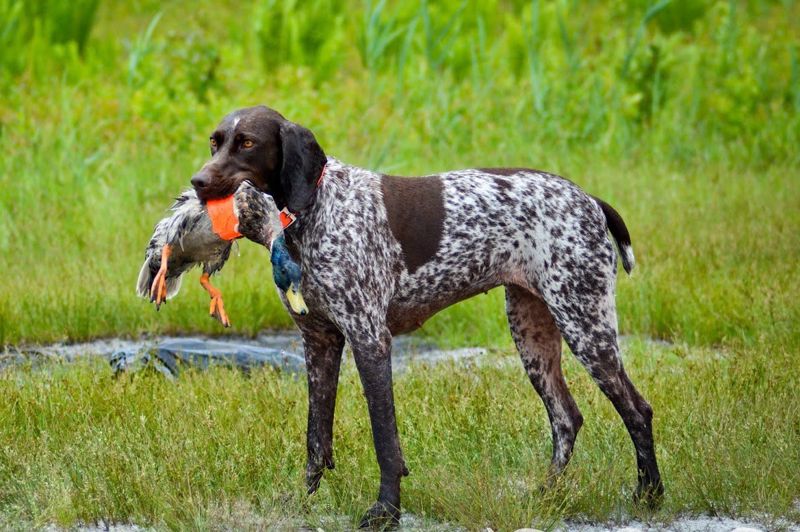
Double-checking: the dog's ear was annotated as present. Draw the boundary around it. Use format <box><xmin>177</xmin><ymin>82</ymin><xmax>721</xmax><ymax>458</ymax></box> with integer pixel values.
<box><xmin>279</xmin><ymin>121</ymin><xmax>326</xmax><ymax>213</ymax></box>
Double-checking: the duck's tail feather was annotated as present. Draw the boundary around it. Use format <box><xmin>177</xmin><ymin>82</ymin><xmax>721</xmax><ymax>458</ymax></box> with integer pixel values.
<box><xmin>166</xmin><ymin>275</ymin><xmax>183</xmax><ymax>299</ymax></box>
<box><xmin>135</xmin><ymin>261</ymin><xmax>151</xmax><ymax>298</ymax></box>
<box><xmin>136</xmin><ymin>261</ymin><xmax>183</xmax><ymax>299</ymax></box>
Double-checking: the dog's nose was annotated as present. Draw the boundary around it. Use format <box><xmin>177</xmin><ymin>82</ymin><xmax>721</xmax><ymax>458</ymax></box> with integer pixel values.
<box><xmin>191</xmin><ymin>173</ymin><xmax>209</xmax><ymax>189</ymax></box>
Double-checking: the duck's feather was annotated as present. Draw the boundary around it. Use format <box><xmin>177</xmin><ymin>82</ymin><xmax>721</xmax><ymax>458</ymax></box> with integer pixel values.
<box><xmin>136</xmin><ymin>258</ymin><xmax>183</xmax><ymax>299</ymax></box>
<box><xmin>136</xmin><ymin>189</ymin><xmax>228</xmax><ymax>300</ymax></box>
<box><xmin>233</xmin><ymin>182</ymin><xmax>282</xmax><ymax>246</ymax></box>
<box><xmin>137</xmin><ymin>184</ymin><xmax>284</xmax><ymax>303</ymax></box>
<box><xmin>203</xmin><ymin>242</ymin><xmax>233</xmax><ymax>275</ymax></box>
<box><xmin>164</xmin><ymin>190</ymin><xmax>208</xmax><ymax>247</ymax></box>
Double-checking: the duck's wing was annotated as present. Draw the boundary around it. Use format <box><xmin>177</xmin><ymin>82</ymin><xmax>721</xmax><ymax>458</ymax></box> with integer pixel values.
<box><xmin>136</xmin><ymin>192</ymin><xmax>201</xmax><ymax>299</ymax></box>
<box><xmin>164</xmin><ymin>190</ymin><xmax>208</xmax><ymax>248</ymax></box>
<box><xmin>202</xmin><ymin>241</ymin><xmax>233</xmax><ymax>276</ymax></box>
<box><xmin>234</xmin><ymin>182</ymin><xmax>281</xmax><ymax>247</ymax></box>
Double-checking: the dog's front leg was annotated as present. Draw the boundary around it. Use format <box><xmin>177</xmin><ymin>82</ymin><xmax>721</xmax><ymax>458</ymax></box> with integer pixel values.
<box><xmin>348</xmin><ymin>325</ymin><xmax>409</xmax><ymax>529</ymax></box>
<box><xmin>300</xmin><ymin>321</ymin><xmax>345</xmax><ymax>494</ymax></box>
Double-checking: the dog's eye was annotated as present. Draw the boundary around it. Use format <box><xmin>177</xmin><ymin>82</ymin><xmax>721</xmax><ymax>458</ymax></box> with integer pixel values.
<box><xmin>210</xmin><ymin>138</ymin><xmax>217</xmax><ymax>149</ymax></box>
<box><xmin>242</xmin><ymin>139</ymin><xmax>254</xmax><ymax>149</ymax></box>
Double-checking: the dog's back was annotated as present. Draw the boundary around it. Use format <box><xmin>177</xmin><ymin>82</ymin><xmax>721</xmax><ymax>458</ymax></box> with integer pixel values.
<box><xmin>305</xmin><ymin>160</ymin><xmax>631</xmax><ymax>335</ymax></box>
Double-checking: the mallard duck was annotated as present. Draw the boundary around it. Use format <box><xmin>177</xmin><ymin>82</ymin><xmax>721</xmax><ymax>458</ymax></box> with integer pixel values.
<box><xmin>270</xmin><ymin>234</ymin><xmax>307</xmax><ymax>315</ymax></box>
<box><xmin>136</xmin><ymin>182</ymin><xmax>307</xmax><ymax>326</ymax></box>
<box><xmin>234</xmin><ymin>181</ymin><xmax>308</xmax><ymax>316</ymax></box>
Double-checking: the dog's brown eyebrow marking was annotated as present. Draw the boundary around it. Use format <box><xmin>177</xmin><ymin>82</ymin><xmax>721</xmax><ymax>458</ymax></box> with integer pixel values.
<box><xmin>380</xmin><ymin>174</ymin><xmax>444</xmax><ymax>274</ymax></box>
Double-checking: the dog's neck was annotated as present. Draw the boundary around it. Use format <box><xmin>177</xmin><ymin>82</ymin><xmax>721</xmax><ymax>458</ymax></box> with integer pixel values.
<box><xmin>282</xmin><ymin>157</ymin><xmax>346</xmax><ymax>253</ymax></box>
<box><xmin>278</xmin><ymin>161</ymin><xmax>329</xmax><ymax>229</ymax></box>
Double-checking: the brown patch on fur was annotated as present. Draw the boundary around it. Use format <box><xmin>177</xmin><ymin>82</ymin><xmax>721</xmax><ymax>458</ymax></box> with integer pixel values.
<box><xmin>381</xmin><ymin>174</ymin><xmax>444</xmax><ymax>274</ymax></box>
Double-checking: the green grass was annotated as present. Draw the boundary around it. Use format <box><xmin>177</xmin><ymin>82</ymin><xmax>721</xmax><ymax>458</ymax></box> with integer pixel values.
<box><xmin>0</xmin><ymin>0</ymin><xmax>798</xmax><ymax>528</ymax></box>
<box><xmin>1</xmin><ymin>340</ymin><xmax>798</xmax><ymax>529</ymax></box>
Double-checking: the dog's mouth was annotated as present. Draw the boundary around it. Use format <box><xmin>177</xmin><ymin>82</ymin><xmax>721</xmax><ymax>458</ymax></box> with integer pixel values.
<box><xmin>194</xmin><ymin>173</ymin><xmax>253</xmax><ymax>203</ymax></box>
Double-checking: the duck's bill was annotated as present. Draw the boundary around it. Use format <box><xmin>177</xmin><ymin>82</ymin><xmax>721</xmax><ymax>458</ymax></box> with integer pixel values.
<box><xmin>285</xmin><ymin>286</ymin><xmax>308</xmax><ymax>316</ymax></box>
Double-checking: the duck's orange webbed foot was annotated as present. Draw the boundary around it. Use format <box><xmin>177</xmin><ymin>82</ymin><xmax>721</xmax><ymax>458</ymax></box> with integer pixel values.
<box><xmin>150</xmin><ymin>244</ymin><xmax>172</xmax><ymax>309</ymax></box>
<box><xmin>200</xmin><ymin>272</ymin><xmax>230</xmax><ymax>327</ymax></box>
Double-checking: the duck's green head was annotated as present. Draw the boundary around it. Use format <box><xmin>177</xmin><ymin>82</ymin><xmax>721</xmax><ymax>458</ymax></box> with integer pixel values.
<box><xmin>270</xmin><ymin>235</ymin><xmax>308</xmax><ymax>315</ymax></box>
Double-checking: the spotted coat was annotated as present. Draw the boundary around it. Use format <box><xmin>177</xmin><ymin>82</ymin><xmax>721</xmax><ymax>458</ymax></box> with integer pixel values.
<box><xmin>283</xmin><ymin>158</ymin><xmax>662</xmax><ymax>526</ymax></box>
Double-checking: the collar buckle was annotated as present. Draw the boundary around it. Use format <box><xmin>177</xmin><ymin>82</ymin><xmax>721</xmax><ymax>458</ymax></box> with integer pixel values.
<box><xmin>279</xmin><ymin>163</ymin><xmax>327</xmax><ymax>230</ymax></box>
<box><xmin>279</xmin><ymin>208</ymin><xmax>296</xmax><ymax>229</ymax></box>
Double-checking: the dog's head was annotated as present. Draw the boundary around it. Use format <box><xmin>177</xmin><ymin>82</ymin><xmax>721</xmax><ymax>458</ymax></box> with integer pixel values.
<box><xmin>191</xmin><ymin>106</ymin><xmax>326</xmax><ymax>213</ymax></box>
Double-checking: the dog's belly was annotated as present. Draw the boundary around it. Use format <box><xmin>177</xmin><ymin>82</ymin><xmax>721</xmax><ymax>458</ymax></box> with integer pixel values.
<box><xmin>385</xmin><ymin>238</ymin><xmax>510</xmax><ymax>335</ymax></box>
<box><xmin>386</xmin><ymin>278</ymin><xmax>500</xmax><ymax>335</ymax></box>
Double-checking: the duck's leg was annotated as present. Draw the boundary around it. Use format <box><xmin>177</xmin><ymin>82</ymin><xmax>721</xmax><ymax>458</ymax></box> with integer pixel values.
<box><xmin>150</xmin><ymin>244</ymin><xmax>172</xmax><ymax>309</ymax></box>
<box><xmin>199</xmin><ymin>272</ymin><xmax>231</xmax><ymax>327</ymax></box>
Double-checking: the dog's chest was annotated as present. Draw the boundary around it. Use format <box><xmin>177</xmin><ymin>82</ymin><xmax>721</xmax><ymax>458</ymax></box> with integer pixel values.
<box><xmin>294</xmin><ymin>175</ymin><xmax>400</xmax><ymax>311</ymax></box>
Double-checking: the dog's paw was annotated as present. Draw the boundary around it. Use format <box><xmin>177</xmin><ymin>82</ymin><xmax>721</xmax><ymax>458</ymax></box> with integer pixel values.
<box><xmin>633</xmin><ymin>477</ymin><xmax>664</xmax><ymax>510</ymax></box>
<box><xmin>305</xmin><ymin>455</ymin><xmax>334</xmax><ymax>495</ymax></box>
<box><xmin>358</xmin><ymin>500</ymin><xmax>400</xmax><ymax>530</ymax></box>
<box><xmin>305</xmin><ymin>468</ymin><xmax>323</xmax><ymax>495</ymax></box>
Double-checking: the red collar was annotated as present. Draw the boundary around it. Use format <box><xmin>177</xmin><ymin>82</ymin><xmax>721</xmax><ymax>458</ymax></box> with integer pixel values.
<box><xmin>279</xmin><ymin>163</ymin><xmax>327</xmax><ymax>229</ymax></box>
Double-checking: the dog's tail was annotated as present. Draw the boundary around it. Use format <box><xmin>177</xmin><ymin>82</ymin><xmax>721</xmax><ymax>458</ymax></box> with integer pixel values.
<box><xmin>592</xmin><ymin>196</ymin><xmax>635</xmax><ymax>274</ymax></box>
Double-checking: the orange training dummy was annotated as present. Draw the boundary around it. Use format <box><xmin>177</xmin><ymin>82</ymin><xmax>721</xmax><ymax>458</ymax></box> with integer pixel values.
<box><xmin>206</xmin><ymin>195</ymin><xmax>242</xmax><ymax>241</ymax></box>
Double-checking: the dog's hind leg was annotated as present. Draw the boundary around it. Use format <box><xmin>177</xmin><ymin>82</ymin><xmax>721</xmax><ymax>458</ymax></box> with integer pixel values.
<box><xmin>505</xmin><ymin>285</ymin><xmax>584</xmax><ymax>482</ymax></box>
<box><xmin>540</xmin><ymin>265</ymin><xmax>664</xmax><ymax>507</ymax></box>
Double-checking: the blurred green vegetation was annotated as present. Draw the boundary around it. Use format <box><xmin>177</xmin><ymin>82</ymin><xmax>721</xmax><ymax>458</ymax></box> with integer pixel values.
<box><xmin>0</xmin><ymin>0</ymin><xmax>798</xmax><ymax>350</ymax></box>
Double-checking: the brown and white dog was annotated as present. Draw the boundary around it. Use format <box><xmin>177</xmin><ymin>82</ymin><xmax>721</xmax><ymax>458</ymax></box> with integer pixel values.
<box><xmin>191</xmin><ymin>106</ymin><xmax>663</xmax><ymax>528</ymax></box>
